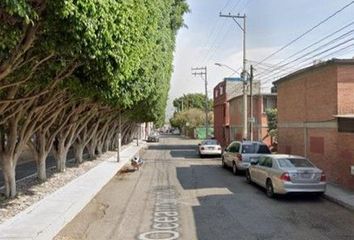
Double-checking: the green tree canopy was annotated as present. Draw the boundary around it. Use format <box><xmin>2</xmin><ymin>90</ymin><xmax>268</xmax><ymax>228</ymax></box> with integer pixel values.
<box><xmin>173</xmin><ymin>93</ymin><xmax>213</xmax><ymax>112</ymax></box>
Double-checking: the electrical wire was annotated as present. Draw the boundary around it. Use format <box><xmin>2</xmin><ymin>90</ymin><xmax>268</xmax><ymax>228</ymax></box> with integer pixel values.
<box><xmin>255</xmin><ymin>21</ymin><xmax>354</xmax><ymax>77</ymax></box>
<box><xmin>256</xmin><ymin>29</ymin><xmax>354</xmax><ymax>79</ymax></box>
<box><xmin>254</xmin><ymin>1</ymin><xmax>354</xmax><ymax>67</ymax></box>
<box><xmin>259</xmin><ymin>42</ymin><xmax>354</xmax><ymax>85</ymax></box>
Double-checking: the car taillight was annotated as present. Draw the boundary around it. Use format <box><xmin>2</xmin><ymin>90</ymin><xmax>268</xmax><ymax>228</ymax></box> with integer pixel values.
<box><xmin>280</xmin><ymin>172</ymin><xmax>291</xmax><ymax>182</ymax></box>
<box><xmin>218</xmin><ymin>147</ymin><xmax>221</xmax><ymax>150</ymax></box>
<box><xmin>201</xmin><ymin>147</ymin><xmax>205</xmax><ymax>150</ymax></box>
<box><xmin>237</xmin><ymin>153</ymin><xmax>242</xmax><ymax>161</ymax></box>
<box><xmin>320</xmin><ymin>172</ymin><xmax>326</xmax><ymax>182</ymax></box>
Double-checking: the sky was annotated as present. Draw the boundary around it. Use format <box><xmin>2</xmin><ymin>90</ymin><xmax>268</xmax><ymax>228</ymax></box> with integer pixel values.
<box><xmin>166</xmin><ymin>0</ymin><xmax>354</xmax><ymax>119</ymax></box>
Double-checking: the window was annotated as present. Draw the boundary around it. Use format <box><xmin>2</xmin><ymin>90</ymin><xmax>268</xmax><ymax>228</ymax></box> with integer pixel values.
<box><xmin>277</xmin><ymin>158</ymin><xmax>314</xmax><ymax>168</ymax></box>
<box><xmin>215</xmin><ymin>89</ymin><xmax>218</xmax><ymax>98</ymax></box>
<box><xmin>229</xmin><ymin>143</ymin><xmax>237</xmax><ymax>152</ymax></box>
<box><xmin>263</xmin><ymin>96</ymin><xmax>276</xmax><ymax>113</ymax></box>
<box><xmin>338</xmin><ymin>118</ymin><xmax>354</xmax><ymax>133</ymax></box>
<box><xmin>219</xmin><ymin>86</ymin><xmax>224</xmax><ymax>95</ymax></box>
<box><xmin>258</xmin><ymin>156</ymin><xmax>267</xmax><ymax>166</ymax></box>
<box><xmin>202</xmin><ymin>140</ymin><xmax>219</xmax><ymax>145</ymax></box>
<box><xmin>241</xmin><ymin>143</ymin><xmax>271</xmax><ymax>154</ymax></box>
<box><xmin>234</xmin><ymin>143</ymin><xmax>240</xmax><ymax>153</ymax></box>
<box><xmin>228</xmin><ymin>142</ymin><xmax>240</xmax><ymax>152</ymax></box>
<box><xmin>264</xmin><ymin>158</ymin><xmax>273</xmax><ymax>168</ymax></box>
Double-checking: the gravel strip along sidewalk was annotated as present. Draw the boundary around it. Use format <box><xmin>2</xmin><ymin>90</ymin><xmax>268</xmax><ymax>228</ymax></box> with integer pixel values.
<box><xmin>0</xmin><ymin>143</ymin><xmax>131</xmax><ymax>224</ymax></box>
<box><xmin>0</xmin><ymin>141</ymin><xmax>144</xmax><ymax>240</ymax></box>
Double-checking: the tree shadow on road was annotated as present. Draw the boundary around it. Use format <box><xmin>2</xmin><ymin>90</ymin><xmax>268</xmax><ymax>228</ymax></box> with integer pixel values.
<box><xmin>175</xmin><ymin>164</ymin><xmax>354</xmax><ymax>240</ymax></box>
<box><xmin>148</xmin><ymin>144</ymin><xmax>198</xmax><ymax>150</ymax></box>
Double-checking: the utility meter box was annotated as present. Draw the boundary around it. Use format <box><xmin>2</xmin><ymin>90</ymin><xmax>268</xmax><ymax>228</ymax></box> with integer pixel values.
<box><xmin>351</xmin><ymin>166</ymin><xmax>354</xmax><ymax>176</ymax></box>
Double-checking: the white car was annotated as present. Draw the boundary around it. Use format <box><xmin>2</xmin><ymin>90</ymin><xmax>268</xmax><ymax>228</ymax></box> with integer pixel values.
<box><xmin>198</xmin><ymin>139</ymin><xmax>222</xmax><ymax>157</ymax></box>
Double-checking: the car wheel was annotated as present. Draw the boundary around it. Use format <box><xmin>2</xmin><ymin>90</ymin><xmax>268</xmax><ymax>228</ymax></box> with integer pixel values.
<box><xmin>232</xmin><ymin>162</ymin><xmax>238</xmax><ymax>175</ymax></box>
<box><xmin>246</xmin><ymin>170</ymin><xmax>252</xmax><ymax>183</ymax></box>
<box><xmin>266</xmin><ymin>179</ymin><xmax>275</xmax><ymax>198</ymax></box>
<box><xmin>221</xmin><ymin>157</ymin><xmax>226</xmax><ymax>168</ymax></box>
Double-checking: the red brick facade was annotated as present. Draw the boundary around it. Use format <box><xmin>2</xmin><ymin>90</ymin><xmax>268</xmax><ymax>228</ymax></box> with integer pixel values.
<box><xmin>275</xmin><ymin>59</ymin><xmax>354</xmax><ymax>190</ymax></box>
<box><xmin>228</xmin><ymin>94</ymin><xmax>276</xmax><ymax>147</ymax></box>
<box><xmin>213</xmin><ymin>78</ymin><xmax>276</xmax><ymax>148</ymax></box>
<box><xmin>213</xmin><ymin>81</ymin><xmax>230</xmax><ymax>147</ymax></box>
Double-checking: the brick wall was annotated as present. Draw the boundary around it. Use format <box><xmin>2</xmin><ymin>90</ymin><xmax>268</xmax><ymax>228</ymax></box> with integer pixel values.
<box><xmin>277</xmin><ymin>61</ymin><xmax>354</xmax><ymax>190</ymax></box>
<box><xmin>337</xmin><ymin>65</ymin><xmax>354</xmax><ymax>114</ymax></box>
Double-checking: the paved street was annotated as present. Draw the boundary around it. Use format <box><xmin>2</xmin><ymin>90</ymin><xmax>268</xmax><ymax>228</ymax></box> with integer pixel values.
<box><xmin>56</xmin><ymin>136</ymin><xmax>354</xmax><ymax>240</ymax></box>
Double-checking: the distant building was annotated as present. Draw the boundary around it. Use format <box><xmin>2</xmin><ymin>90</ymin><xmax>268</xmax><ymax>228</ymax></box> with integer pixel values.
<box><xmin>213</xmin><ymin>77</ymin><xmax>276</xmax><ymax>147</ymax></box>
<box><xmin>274</xmin><ymin>59</ymin><xmax>354</xmax><ymax>190</ymax></box>
<box><xmin>228</xmin><ymin>93</ymin><xmax>277</xmax><ymax>146</ymax></box>
<box><xmin>213</xmin><ymin>78</ymin><xmax>240</xmax><ymax>147</ymax></box>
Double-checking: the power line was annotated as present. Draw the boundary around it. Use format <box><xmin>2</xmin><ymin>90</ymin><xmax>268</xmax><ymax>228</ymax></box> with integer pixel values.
<box><xmin>254</xmin><ymin>1</ymin><xmax>354</xmax><ymax>66</ymax></box>
<box><xmin>231</xmin><ymin>0</ymin><xmax>243</xmax><ymax>12</ymax></box>
<box><xmin>256</xmin><ymin>28</ymin><xmax>354</xmax><ymax>79</ymax></box>
<box><xmin>198</xmin><ymin>0</ymin><xmax>241</xmax><ymax>64</ymax></box>
<box><xmin>255</xmin><ymin>21</ymin><xmax>354</xmax><ymax>77</ymax></box>
<box><xmin>202</xmin><ymin>21</ymin><xmax>233</xmax><ymax>65</ymax></box>
<box><xmin>220</xmin><ymin>0</ymin><xmax>234</xmax><ymax>13</ymax></box>
<box><xmin>259</xmin><ymin>42</ymin><xmax>354</xmax><ymax>85</ymax></box>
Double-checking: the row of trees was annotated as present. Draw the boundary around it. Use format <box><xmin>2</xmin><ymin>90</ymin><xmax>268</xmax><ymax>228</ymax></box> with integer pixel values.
<box><xmin>173</xmin><ymin>93</ymin><xmax>213</xmax><ymax>112</ymax></box>
<box><xmin>170</xmin><ymin>93</ymin><xmax>213</xmax><ymax>131</ymax></box>
<box><xmin>0</xmin><ymin>0</ymin><xmax>188</xmax><ymax>198</ymax></box>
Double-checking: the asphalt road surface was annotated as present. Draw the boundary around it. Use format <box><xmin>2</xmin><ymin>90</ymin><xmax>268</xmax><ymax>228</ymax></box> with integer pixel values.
<box><xmin>56</xmin><ymin>135</ymin><xmax>354</xmax><ymax>240</ymax></box>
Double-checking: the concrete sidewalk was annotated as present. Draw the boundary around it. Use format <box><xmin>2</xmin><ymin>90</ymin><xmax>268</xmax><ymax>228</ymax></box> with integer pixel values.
<box><xmin>0</xmin><ymin>141</ymin><xmax>144</xmax><ymax>240</ymax></box>
<box><xmin>324</xmin><ymin>183</ymin><xmax>354</xmax><ymax>211</ymax></box>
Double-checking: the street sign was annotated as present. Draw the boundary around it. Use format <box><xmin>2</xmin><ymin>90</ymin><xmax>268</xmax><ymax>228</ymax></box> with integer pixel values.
<box><xmin>248</xmin><ymin>117</ymin><xmax>255</xmax><ymax>123</ymax></box>
<box><xmin>224</xmin><ymin>77</ymin><xmax>242</xmax><ymax>82</ymax></box>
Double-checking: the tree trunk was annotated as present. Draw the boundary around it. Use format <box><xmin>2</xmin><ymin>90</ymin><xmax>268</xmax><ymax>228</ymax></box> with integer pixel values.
<box><xmin>36</xmin><ymin>154</ymin><xmax>47</xmax><ymax>181</ymax></box>
<box><xmin>53</xmin><ymin>143</ymin><xmax>68</xmax><ymax>172</ymax></box>
<box><xmin>74</xmin><ymin>143</ymin><xmax>85</xmax><ymax>164</ymax></box>
<box><xmin>1</xmin><ymin>157</ymin><xmax>17</xmax><ymax>198</ymax></box>
<box><xmin>87</xmin><ymin>142</ymin><xmax>96</xmax><ymax>160</ymax></box>
<box><xmin>96</xmin><ymin>142</ymin><xmax>103</xmax><ymax>157</ymax></box>
<box><xmin>103</xmin><ymin>139</ymin><xmax>109</xmax><ymax>153</ymax></box>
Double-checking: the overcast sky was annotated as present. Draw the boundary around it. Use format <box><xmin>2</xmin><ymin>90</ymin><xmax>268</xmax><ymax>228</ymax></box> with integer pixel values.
<box><xmin>166</xmin><ymin>0</ymin><xmax>354</xmax><ymax>119</ymax></box>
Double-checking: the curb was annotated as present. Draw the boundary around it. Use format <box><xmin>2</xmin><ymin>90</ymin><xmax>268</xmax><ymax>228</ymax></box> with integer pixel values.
<box><xmin>323</xmin><ymin>193</ymin><xmax>354</xmax><ymax>212</ymax></box>
<box><xmin>0</xmin><ymin>141</ymin><xmax>144</xmax><ymax>240</ymax></box>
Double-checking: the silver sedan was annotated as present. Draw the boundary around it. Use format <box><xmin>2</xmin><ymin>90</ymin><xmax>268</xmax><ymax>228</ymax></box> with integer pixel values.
<box><xmin>246</xmin><ymin>154</ymin><xmax>326</xmax><ymax>198</ymax></box>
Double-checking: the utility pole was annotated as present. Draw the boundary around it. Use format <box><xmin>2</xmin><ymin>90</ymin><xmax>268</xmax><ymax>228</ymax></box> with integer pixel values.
<box><xmin>117</xmin><ymin>111</ymin><xmax>122</xmax><ymax>162</ymax></box>
<box><xmin>250</xmin><ymin>65</ymin><xmax>254</xmax><ymax>141</ymax></box>
<box><xmin>220</xmin><ymin>12</ymin><xmax>248</xmax><ymax>140</ymax></box>
<box><xmin>192</xmin><ymin>67</ymin><xmax>209</xmax><ymax>139</ymax></box>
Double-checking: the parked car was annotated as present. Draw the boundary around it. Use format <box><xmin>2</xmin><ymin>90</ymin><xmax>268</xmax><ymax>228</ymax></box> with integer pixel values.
<box><xmin>147</xmin><ymin>132</ymin><xmax>159</xmax><ymax>142</ymax></box>
<box><xmin>246</xmin><ymin>154</ymin><xmax>326</xmax><ymax>198</ymax></box>
<box><xmin>198</xmin><ymin>139</ymin><xmax>222</xmax><ymax>157</ymax></box>
<box><xmin>222</xmin><ymin>141</ymin><xmax>271</xmax><ymax>175</ymax></box>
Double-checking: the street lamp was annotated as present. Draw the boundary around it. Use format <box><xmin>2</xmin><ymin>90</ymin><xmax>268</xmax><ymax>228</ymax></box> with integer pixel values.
<box><xmin>214</xmin><ymin>63</ymin><xmax>241</xmax><ymax>76</ymax></box>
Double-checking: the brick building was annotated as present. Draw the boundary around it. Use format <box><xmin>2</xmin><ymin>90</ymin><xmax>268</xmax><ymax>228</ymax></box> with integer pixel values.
<box><xmin>274</xmin><ymin>59</ymin><xmax>354</xmax><ymax>190</ymax></box>
<box><xmin>214</xmin><ymin>78</ymin><xmax>276</xmax><ymax>147</ymax></box>
<box><xmin>213</xmin><ymin>78</ymin><xmax>239</xmax><ymax>147</ymax></box>
<box><xmin>228</xmin><ymin>93</ymin><xmax>276</xmax><ymax>146</ymax></box>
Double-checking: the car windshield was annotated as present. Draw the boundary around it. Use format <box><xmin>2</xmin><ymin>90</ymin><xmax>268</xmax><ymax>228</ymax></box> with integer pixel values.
<box><xmin>277</xmin><ymin>158</ymin><xmax>314</xmax><ymax>168</ymax></box>
<box><xmin>202</xmin><ymin>140</ymin><xmax>219</xmax><ymax>145</ymax></box>
<box><xmin>242</xmin><ymin>144</ymin><xmax>271</xmax><ymax>154</ymax></box>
